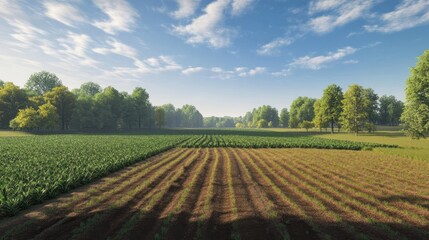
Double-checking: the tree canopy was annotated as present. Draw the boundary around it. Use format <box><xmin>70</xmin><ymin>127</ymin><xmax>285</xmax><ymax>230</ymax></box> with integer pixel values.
<box><xmin>289</xmin><ymin>97</ymin><xmax>316</xmax><ymax>128</ymax></box>
<box><xmin>401</xmin><ymin>50</ymin><xmax>429</xmax><ymax>139</ymax></box>
<box><xmin>25</xmin><ymin>71</ymin><xmax>62</xmax><ymax>95</ymax></box>
<box><xmin>340</xmin><ymin>85</ymin><xmax>369</xmax><ymax>135</ymax></box>
<box><xmin>0</xmin><ymin>83</ymin><xmax>28</xmax><ymax>128</ymax></box>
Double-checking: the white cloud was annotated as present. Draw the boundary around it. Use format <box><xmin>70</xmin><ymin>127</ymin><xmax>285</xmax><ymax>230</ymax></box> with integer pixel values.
<box><xmin>308</xmin><ymin>0</ymin><xmax>375</xmax><ymax>33</ymax></box>
<box><xmin>290</xmin><ymin>46</ymin><xmax>357</xmax><ymax>70</ymax></box>
<box><xmin>44</xmin><ymin>1</ymin><xmax>84</xmax><ymax>27</ymax></box>
<box><xmin>257</xmin><ymin>37</ymin><xmax>294</xmax><ymax>55</ymax></box>
<box><xmin>210</xmin><ymin>66</ymin><xmax>265</xmax><ymax>78</ymax></box>
<box><xmin>272</xmin><ymin>69</ymin><xmax>291</xmax><ymax>77</ymax></box>
<box><xmin>92</xmin><ymin>0</ymin><xmax>138</xmax><ymax>35</ymax></box>
<box><xmin>171</xmin><ymin>0</ymin><xmax>201</xmax><ymax>19</ymax></box>
<box><xmin>93</xmin><ymin>39</ymin><xmax>137</xmax><ymax>59</ymax></box>
<box><xmin>182</xmin><ymin>66</ymin><xmax>204</xmax><ymax>75</ymax></box>
<box><xmin>249</xmin><ymin>67</ymin><xmax>266</xmax><ymax>75</ymax></box>
<box><xmin>41</xmin><ymin>32</ymin><xmax>97</xmax><ymax>67</ymax></box>
<box><xmin>364</xmin><ymin>0</ymin><xmax>429</xmax><ymax>33</ymax></box>
<box><xmin>309</xmin><ymin>0</ymin><xmax>346</xmax><ymax>14</ymax></box>
<box><xmin>173</xmin><ymin>0</ymin><xmax>233</xmax><ymax>48</ymax></box>
<box><xmin>231</xmin><ymin>0</ymin><xmax>254</xmax><ymax>15</ymax></box>
<box><xmin>0</xmin><ymin>0</ymin><xmax>45</xmax><ymax>48</ymax></box>
<box><xmin>105</xmin><ymin>55</ymin><xmax>182</xmax><ymax>78</ymax></box>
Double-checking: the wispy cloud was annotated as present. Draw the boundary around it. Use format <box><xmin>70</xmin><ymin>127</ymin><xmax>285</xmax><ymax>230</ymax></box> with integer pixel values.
<box><xmin>211</xmin><ymin>66</ymin><xmax>266</xmax><ymax>79</ymax></box>
<box><xmin>290</xmin><ymin>46</ymin><xmax>357</xmax><ymax>70</ymax></box>
<box><xmin>231</xmin><ymin>0</ymin><xmax>254</xmax><ymax>16</ymax></box>
<box><xmin>106</xmin><ymin>56</ymin><xmax>183</xmax><ymax>78</ymax></box>
<box><xmin>92</xmin><ymin>0</ymin><xmax>139</xmax><ymax>35</ymax></box>
<box><xmin>343</xmin><ymin>59</ymin><xmax>359</xmax><ymax>64</ymax></box>
<box><xmin>0</xmin><ymin>0</ymin><xmax>45</xmax><ymax>48</ymax></box>
<box><xmin>43</xmin><ymin>1</ymin><xmax>85</xmax><ymax>27</ymax></box>
<box><xmin>364</xmin><ymin>0</ymin><xmax>429</xmax><ymax>33</ymax></box>
<box><xmin>182</xmin><ymin>66</ymin><xmax>204</xmax><ymax>75</ymax></box>
<box><xmin>39</xmin><ymin>32</ymin><xmax>97</xmax><ymax>68</ymax></box>
<box><xmin>171</xmin><ymin>0</ymin><xmax>201</xmax><ymax>19</ymax></box>
<box><xmin>173</xmin><ymin>0</ymin><xmax>233</xmax><ymax>48</ymax></box>
<box><xmin>308</xmin><ymin>0</ymin><xmax>375</xmax><ymax>33</ymax></box>
<box><xmin>257</xmin><ymin>37</ymin><xmax>294</xmax><ymax>55</ymax></box>
<box><xmin>93</xmin><ymin>39</ymin><xmax>138</xmax><ymax>59</ymax></box>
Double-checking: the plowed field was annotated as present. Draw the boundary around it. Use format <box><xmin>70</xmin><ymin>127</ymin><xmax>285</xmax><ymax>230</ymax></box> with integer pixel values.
<box><xmin>1</xmin><ymin>148</ymin><xmax>428</xmax><ymax>240</ymax></box>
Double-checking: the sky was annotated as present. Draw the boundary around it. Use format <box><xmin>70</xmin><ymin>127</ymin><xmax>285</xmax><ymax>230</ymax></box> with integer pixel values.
<box><xmin>0</xmin><ymin>0</ymin><xmax>428</xmax><ymax>117</ymax></box>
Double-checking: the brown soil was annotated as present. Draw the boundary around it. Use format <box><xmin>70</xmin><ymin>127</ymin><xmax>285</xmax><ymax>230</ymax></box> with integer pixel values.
<box><xmin>1</xmin><ymin>148</ymin><xmax>429</xmax><ymax>240</ymax></box>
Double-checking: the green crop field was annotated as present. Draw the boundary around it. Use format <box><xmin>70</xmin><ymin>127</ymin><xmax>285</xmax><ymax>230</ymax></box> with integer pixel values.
<box><xmin>0</xmin><ymin>134</ymin><xmax>188</xmax><ymax>216</ymax></box>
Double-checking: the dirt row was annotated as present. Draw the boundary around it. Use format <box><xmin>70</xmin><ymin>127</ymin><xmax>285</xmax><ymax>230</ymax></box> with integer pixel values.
<box><xmin>1</xmin><ymin>148</ymin><xmax>428</xmax><ymax>240</ymax></box>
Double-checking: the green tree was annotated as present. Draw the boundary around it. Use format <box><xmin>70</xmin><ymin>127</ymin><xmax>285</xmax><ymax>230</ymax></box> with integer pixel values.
<box><xmin>341</xmin><ymin>84</ymin><xmax>369</xmax><ymax>135</ymax></box>
<box><xmin>313</xmin><ymin>99</ymin><xmax>328</xmax><ymax>131</ymax></box>
<box><xmin>38</xmin><ymin>103</ymin><xmax>59</xmax><ymax>130</ymax></box>
<box><xmin>70</xmin><ymin>96</ymin><xmax>96</xmax><ymax>129</ymax></box>
<box><xmin>0</xmin><ymin>80</ymin><xmax>4</xmax><ymax>87</ymax></box>
<box><xmin>25</xmin><ymin>71</ymin><xmax>62</xmax><ymax>95</ymax></box>
<box><xmin>289</xmin><ymin>97</ymin><xmax>316</xmax><ymax>128</ymax></box>
<box><xmin>363</xmin><ymin>88</ymin><xmax>379</xmax><ymax>132</ymax></box>
<box><xmin>252</xmin><ymin>105</ymin><xmax>279</xmax><ymax>127</ymax></box>
<box><xmin>179</xmin><ymin>105</ymin><xmax>203</xmax><ymax>128</ymax></box>
<box><xmin>401</xmin><ymin>50</ymin><xmax>429</xmax><ymax>139</ymax></box>
<box><xmin>379</xmin><ymin>95</ymin><xmax>404</xmax><ymax>126</ymax></box>
<box><xmin>299</xmin><ymin>120</ymin><xmax>314</xmax><ymax>132</ymax></box>
<box><xmin>0</xmin><ymin>83</ymin><xmax>28</xmax><ymax>128</ymax></box>
<box><xmin>44</xmin><ymin>86</ymin><xmax>76</xmax><ymax>130</ymax></box>
<box><xmin>131</xmin><ymin>87</ymin><xmax>150</xmax><ymax>129</ymax></box>
<box><xmin>93</xmin><ymin>86</ymin><xmax>123</xmax><ymax>129</ymax></box>
<box><xmin>279</xmin><ymin>108</ymin><xmax>289</xmax><ymax>128</ymax></box>
<box><xmin>9</xmin><ymin>107</ymin><xmax>40</xmax><ymax>130</ymax></box>
<box><xmin>161</xmin><ymin>104</ymin><xmax>177</xmax><ymax>128</ymax></box>
<box><xmin>78</xmin><ymin>82</ymin><xmax>102</xmax><ymax>97</ymax></box>
<box><xmin>155</xmin><ymin>107</ymin><xmax>165</xmax><ymax>128</ymax></box>
<box><xmin>319</xmin><ymin>84</ymin><xmax>343</xmax><ymax>133</ymax></box>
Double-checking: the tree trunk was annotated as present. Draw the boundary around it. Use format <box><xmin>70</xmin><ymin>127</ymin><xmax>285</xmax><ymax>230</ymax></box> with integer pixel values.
<box><xmin>331</xmin><ymin>119</ymin><xmax>334</xmax><ymax>134</ymax></box>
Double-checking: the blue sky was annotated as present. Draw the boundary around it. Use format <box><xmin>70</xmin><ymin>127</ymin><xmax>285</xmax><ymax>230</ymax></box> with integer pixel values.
<box><xmin>0</xmin><ymin>0</ymin><xmax>428</xmax><ymax>117</ymax></box>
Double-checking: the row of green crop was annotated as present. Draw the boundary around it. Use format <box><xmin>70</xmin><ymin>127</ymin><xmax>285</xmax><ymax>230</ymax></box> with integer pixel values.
<box><xmin>0</xmin><ymin>135</ymin><xmax>189</xmax><ymax>217</ymax></box>
<box><xmin>180</xmin><ymin>135</ymin><xmax>397</xmax><ymax>150</ymax></box>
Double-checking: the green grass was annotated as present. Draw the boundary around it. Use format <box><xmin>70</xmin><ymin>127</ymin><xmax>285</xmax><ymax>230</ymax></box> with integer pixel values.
<box><xmin>317</xmin><ymin>131</ymin><xmax>429</xmax><ymax>161</ymax></box>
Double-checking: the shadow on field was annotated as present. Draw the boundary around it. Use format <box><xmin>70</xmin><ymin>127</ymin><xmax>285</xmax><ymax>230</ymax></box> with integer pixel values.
<box><xmin>1</xmin><ymin>203</ymin><xmax>429</xmax><ymax>240</ymax></box>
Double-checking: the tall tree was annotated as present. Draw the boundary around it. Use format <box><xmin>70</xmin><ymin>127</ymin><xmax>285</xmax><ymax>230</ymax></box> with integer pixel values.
<box><xmin>289</xmin><ymin>97</ymin><xmax>316</xmax><ymax>128</ymax></box>
<box><xmin>0</xmin><ymin>83</ymin><xmax>28</xmax><ymax>128</ymax></box>
<box><xmin>401</xmin><ymin>50</ymin><xmax>429</xmax><ymax>139</ymax></box>
<box><xmin>319</xmin><ymin>84</ymin><xmax>343</xmax><ymax>133</ymax></box>
<box><xmin>131</xmin><ymin>87</ymin><xmax>150</xmax><ymax>129</ymax></box>
<box><xmin>279</xmin><ymin>108</ymin><xmax>289</xmax><ymax>128</ymax></box>
<box><xmin>93</xmin><ymin>86</ymin><xmax>123</xmax><ymax>129</ymax></box>
<box><xmin>313</xmin><ymin>99</ymin><xmax>328</xmax><ymax>131</ymax></box>
<box><xmin>161</xmin><ymin>104</ymin><xmax>177</xmax><ymax>128</ymax></box>
<box><xmin>180</xmin><ymin>105</ymin><xmax>203</xmax><ymax>128</ymax></box>
<box><xmin>25</xmin><ymin>71</ymin><xmax>62</xmax><ymax>95</ymax></box>
<box><xmin>363</xmin><ymin>88</ymin><xmax>379</xmax><ymax>132</ymax></box>
<box><xmin>378</xmin><ymin>95</ymin><xmax>404</xmax><ymax>126</ymax></box>
<box><xmin>154</xmin><ymin>107</ymin><xmax>165</xmax><ymax>128</ymax></box>
<box><xmin>44</xmin><ymin>86</ymin><xmax>76</xmax><ymax>130</ymax></box>
<box><xmin>341</xmin><ymin>84</ymin><xmax>369</xmax><ymax>135</ymax></box>
<box><xmin>0</xmin><ymin>80</ymin><xmax>4</xmax><ymax>87</ymax></box>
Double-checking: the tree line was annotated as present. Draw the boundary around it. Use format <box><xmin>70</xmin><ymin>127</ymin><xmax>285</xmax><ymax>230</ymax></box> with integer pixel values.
<box><xmin>0</xmin><ymin>71</ymin><xmax>203</xmax><ymax>130</ymax></box>
<box><xmin>1</xmin><ymin>50</ymin><xmax>428</xmax><ymax>138</ymax></box>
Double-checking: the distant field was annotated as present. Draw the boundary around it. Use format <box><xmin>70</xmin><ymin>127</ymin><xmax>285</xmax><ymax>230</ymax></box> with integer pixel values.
<box><xmin>1</xmin><ymin>148</ymin><xmax>428</xmax><ymax>240</ymax></box>
<box><xmin>318</xmin><ymin>131</ymin><xmax>429</xmax><ymax>161</ymax></box>
<box><xmin>0</xmin><ymin>131</ymin><xmax>32</xmax><ymax>137</ymax></box>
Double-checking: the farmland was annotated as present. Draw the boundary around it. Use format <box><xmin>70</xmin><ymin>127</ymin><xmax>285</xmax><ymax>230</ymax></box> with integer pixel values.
<box><xmin>1</xmin><ymin>148</ymin><xmax>428</xmax><ymax>240</ymax></box>
<box><xmin>0</xmin><ymin>131</ymin><xmax>397</xmax><ymax>217</ymax></box>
